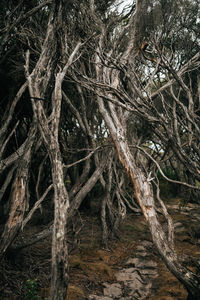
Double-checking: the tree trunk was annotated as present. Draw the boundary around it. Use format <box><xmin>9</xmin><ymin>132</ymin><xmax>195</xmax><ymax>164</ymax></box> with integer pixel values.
<box><xmin>97</xmin><ymin>96</ymin><xmax>200</xmax><ymax>299</ymax></box>
<box><xmin>101</xmin><ymin>153</ymin><xmax>113</xmax><ymax>248</ymax></box>
<box><xmin>25</xmin><ymin>2</ymin><xmax>82</xmax><ymax>297</ymax></box>
<box><xmin>0</xmin><ymin>126</ymin><xmax>35</xmax><ymax>258</ymax></box>
<box><xmin>49</xmin><ymin>148</ymin><xmax>69</xmax><ymax>300</ymax></box>
<box><xmin>10</xmin><ymin>152</ymin><xmax>109</xmax><ymax>255</ymax></box>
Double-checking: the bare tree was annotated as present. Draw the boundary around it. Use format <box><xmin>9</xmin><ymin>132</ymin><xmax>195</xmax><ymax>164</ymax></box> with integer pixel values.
<box><xmin>24</xmin><ymin>2</ymin><xmax>84</xmax><ymax>297</ymax></box>
<box><xmin>1</xmin><ymin>0</ymin><xmax>200</xmax><ymax>299</ymax></box>
<box><xmin>69</xmin><ymin>0</ymin><xmax>200</xmax><ymax>298</ymax></box>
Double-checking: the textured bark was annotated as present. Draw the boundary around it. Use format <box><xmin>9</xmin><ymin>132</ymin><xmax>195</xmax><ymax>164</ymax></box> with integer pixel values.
<box><xmin>28</xmin><ymin>82</ymin><xmax>70</xmax><ymax>300</ymax></box>
<box><xmin>0</xmin><ymin>126</ymin><xmax>35</xmax><ymax>258</ymax></box>
<box><xmin>101</xmin><ymin>154</ymin><xmax>113</xmax><ymax>248</ymax></box>
<box><xmin>97</xmin><ymin>97</ymin><xmax>200</xmax><ymax>298</ymax></box>
<box><xmin>90</xmin><ymin>1</ymin><xmax>200</xmax><ymax>296</ymax></box>
<box><xmin>0</xmin><ymin>133</ymin><xmax>32</xmax><ymax>172</ymax></box>
<box><xmin>11</xmin><ymin>155</ymin><xmax>108</xmax><ymax>251</ymax></box>
<box><xmin>50</xmin><ymin>149</ymin><xmax>69</xmax><ymax>300</ymax></box>
<box><xmin>68</xmin><ymin>154</ymin><xmax>108</xmax><ymax>219</ymax></box>
<box><xmin>0</xmin><ymin>166</ymin><xmax>16</xmax><ymax>203</ymax></box>
<box><xmin>24</xmin><ymin>1</ymin><xmax>84</xmax><ymax>297</ymax></box>
<box><xmin>0</xmin><ymin>82</ymin><xmax>27</xmax><ymax>156</ymax></box>
<box><xmin>24</xmin><ymin>2</ymin><xmax>72</xmax><ymax>298</ymax></box>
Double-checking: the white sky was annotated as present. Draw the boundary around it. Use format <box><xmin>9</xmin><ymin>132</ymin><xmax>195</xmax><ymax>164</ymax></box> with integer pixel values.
<box><xmin>115</xmin><ymin>0</ymin><xmax>133</xmax><ymax>13</ymax></box>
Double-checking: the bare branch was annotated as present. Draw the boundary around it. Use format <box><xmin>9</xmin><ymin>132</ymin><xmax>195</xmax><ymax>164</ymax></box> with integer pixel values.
<box><xmin>22</xmin><ymin>184</ymin><xmax>53</xmax><ymax>229</ymax></box>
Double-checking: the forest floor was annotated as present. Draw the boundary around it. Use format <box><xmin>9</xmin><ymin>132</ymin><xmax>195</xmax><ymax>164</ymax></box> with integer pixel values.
<box><xmin>1</xmin><ymin>197</ymin><xmax>200</xmax><ymax>299</ymax></box>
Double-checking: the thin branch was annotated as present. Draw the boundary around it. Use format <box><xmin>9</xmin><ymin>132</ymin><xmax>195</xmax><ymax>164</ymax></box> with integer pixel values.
<box><xmin>154</xmin><ymin>177</ymin><xmax>175</xmax><ymax>251</ymax></box>
<box><xmin>63</xmin><ymin>147</ymin><xmax>101</xmax><ymax>169</ymax></box>
<box><xmin>0</xmin><ymin>121</ymin><xmax>19</xmax><ymax>160</ymax></box>
<box><xmin>135</xmin><ymin>145</ymin><xmax>200</xmax><ymax>190</ymax></box>
<box><xmin>22</xmin><ymin>184</ymin><xmax>53</xmax><ymax>229</ymax></box>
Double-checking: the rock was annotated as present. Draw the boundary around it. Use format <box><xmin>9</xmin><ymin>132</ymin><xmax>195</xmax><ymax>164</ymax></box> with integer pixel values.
<box><xmin>116</xmin><ymin>268</ymin><xmax>143</xmax><ymax>282</ymax></box>
<box><xmin>89</xmin><ymin>295</ymin><xmax>113</xmax><ymax>300</ymax></box>
<box><xmin>103</xmin><ymin>283</ymin><xmax>122</xmax><ymax>298</ymax></box>
<box><xmin>140</xmin><ymin>240</ymin><xmax>153</xmax><ymax>247</ymax></box>
<box><xmin>125</xmin><ymin>258</ymin><xmax>157</xmax><ymax>269</ymax></box>
<box><xmin>174</xmin><ymin>221</ymin><xmax>183</xmax><ymax>228</ymax></box>
<box><xmin>136</xmin><ymin>245</ymin><xmax>146</xmax><ymax>252</ymax></box>
<box><xmin>128</xmin><ymin>281</ymin><xmax>152</xmax><ymax>299</ymax></box>
<box><xmin>125</xmin><ymin>257</ymin><xmax>140</xmax><ymax>266</ymax></box>
<box><xmin>88</xmin><ymin>240</ymin><xmax>158</xmax><ymax>300</ymax></box>
<box><xmin>139</xmin><ymin>268</ymin><xmax>158</xmax><ymax>276</ymax></box>
<box><xmin>136</xmin><ymin>252</ymin><xmax>148</xmax><ymax>257</ymax></box>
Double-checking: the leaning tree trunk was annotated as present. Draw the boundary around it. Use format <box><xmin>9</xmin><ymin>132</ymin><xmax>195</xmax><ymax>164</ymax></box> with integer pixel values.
<box><xmin>97</xmin><ymin>96</ymin><xmax>200</xmax><ymax>299</ymax></box>
<box><xmin>91</xmin><ymin>2</ymin><xmax>200</xmax><ymax>295</ymax></box>
<box><xmin>0</xmin><ymin>126</ymin><xmax>36</xmax><ymax>258</ymax></box>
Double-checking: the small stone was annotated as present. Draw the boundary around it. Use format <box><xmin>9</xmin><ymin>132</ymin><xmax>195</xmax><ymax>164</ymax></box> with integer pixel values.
<box><xmin>116</xmin><ymin>269</ymin><xmax>144</xmax><ymax>283</ymax></box>
<box><xmin>122</xmin><ymin>267</ymin><xmax>137</xmax><ymax>273</ymax></box>
<box><xmin>136</xmin><ymin>252</ymin><xmax>148</xmax><ymax>257</ymax></box>
<box><xmin>90</xmin><ymin>246</ymin><xmax>157</xmax><ymax>300</ymax></box>
<box><xmin>140</xmin><ymin>268</ymin><xmax>158</xmax><ymax>276</ymax></box>
<box><xmin>103</xmin><ymin>283</ymin><xmax>122</xmax><ymax>298</ymax></box>
<box><xmin>136</xmin><ymin>246</ymin><xmax>146</xmax><ymax>252</ymax></box>
<box><xmin>128</xmin><ymin>281</ymin><xmax>152</xmax><ymax>298</ymax></box>
<box><xmin>88</xmin><ymin>295</ymin><xmax>113</xmax><ymax>300</ymax></box>
<box><xmin>128</xmin><ymin>277</ymin><xmax>144</xmax><ymax>290</ymax></box>
<box><xmin>125</xmin><ymin>257</ymin><xmax>140</xmax><ymax>267</ymax></box>
<box><xmin>125</xmin><ymin>258</ymin><xmax>157</xmax><ymax>269</ymax></box>
<box><xmin>141</xmin><ymin>240</ymin><xmax>153</xmax><ymax>247</ymax></box>
<box><xmin>174</xmin><ymin>222</ymin><xmax>183</xmax><ymax>228</ymax></box>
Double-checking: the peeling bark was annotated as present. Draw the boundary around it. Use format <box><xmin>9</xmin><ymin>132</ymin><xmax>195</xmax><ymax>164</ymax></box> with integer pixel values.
<box><xmin>97</xmin><ymin>97</ymin><xmax>200</xmax><ymax>298</ymax></box>
<box><xmin>0</xmin><ymin>126</ymin><xmax>35</xmax><ymax>258</ymax></box>
<box><xmin>89</xmin><ymin>1</ymin><xmax>200</xmax><ymax>296</ymax></box>
<box><xmin>25</xmin><ymin>2</ymin><xmax>72</xmax><ymax>298</ymax></box>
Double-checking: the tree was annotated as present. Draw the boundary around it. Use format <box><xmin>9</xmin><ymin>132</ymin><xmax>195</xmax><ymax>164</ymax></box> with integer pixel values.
<box><xmin>0</xmin><ymin>0</ymin><xmax>200</xmax><ymax>299</ymax></box>
<box><xmin>70</xmin><ymin>0</ymin><xmax>200</xmax><ymax>298</ymax></box>
<box><xmin>0</xmin><ymin>1</ymin><xmax>112</xmax><ymax>298</ymax></box>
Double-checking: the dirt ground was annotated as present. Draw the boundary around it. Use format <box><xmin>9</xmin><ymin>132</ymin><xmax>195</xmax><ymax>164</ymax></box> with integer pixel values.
<box><xmin>1</xmin><ymin>197</ymin><xmax>200</xmax><ymax>300</ymax></box>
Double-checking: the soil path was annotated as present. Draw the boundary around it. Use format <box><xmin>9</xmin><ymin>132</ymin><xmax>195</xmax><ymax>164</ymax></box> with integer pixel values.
<box><xmin>1</xmin><ymin>201</ymin><xmax>200</xmax><ymax>299</ymax></box>
<box><xmin>89</xmin><ymin>240</ymin><xmax>157</xmax><ymax>300</ymax></box>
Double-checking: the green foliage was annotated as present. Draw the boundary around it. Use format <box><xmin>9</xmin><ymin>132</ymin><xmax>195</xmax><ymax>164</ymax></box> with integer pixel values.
<box><xmin>25</xmin><ymin>279</ymin><xmax>40</xmax><ymax>300</ymax></box>
<box><xmin>157</xmin><ymin>167</ymin><xmax>178</xmax><ymax>182</ymax></box>
<box><xmin>157</xmin><ymin>167</ymin><xmax>180</xmax><ymax>198</ymax></box>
